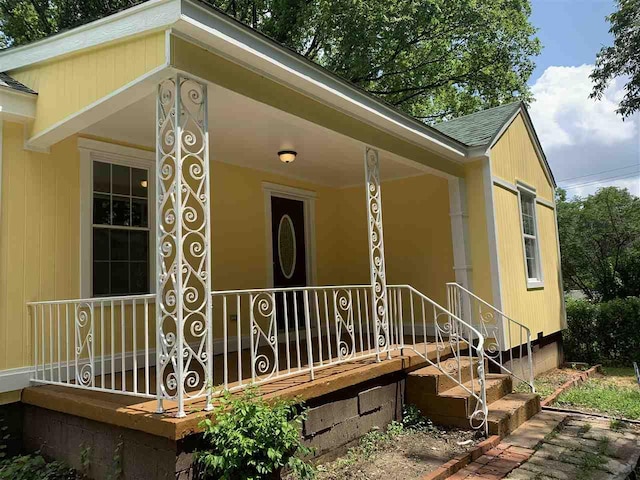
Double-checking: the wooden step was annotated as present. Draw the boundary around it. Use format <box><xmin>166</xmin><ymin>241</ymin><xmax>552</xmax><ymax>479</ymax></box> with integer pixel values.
<box><xmin>487</xmin><ymin>392</ymin><xmax>541</xmax><ymax>436</ymax></box>
<box><xmin>408</xmin><ymin>374</ymin><xmax>512</xmax><ymax>418</ymax></box>
<box><xmin>406</xmin><ymin>358</ymin><xmax>484</xmax><ymax>395</ymax></box>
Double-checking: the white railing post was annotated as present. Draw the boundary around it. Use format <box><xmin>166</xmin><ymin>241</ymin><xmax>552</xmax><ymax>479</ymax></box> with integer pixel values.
<box><xmin>364</xmin><ymin>147</ymin><xmax>390</xmax><ymax>361</ymax></box>
<box><xmin>156</xmin><ymin>74</ymin><xmax>212</xmax><ymax>417</ymax></box>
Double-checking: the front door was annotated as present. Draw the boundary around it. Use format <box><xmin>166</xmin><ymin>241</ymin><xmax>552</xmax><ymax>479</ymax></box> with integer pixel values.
<box><xmin>271</xmin><ymin>196</ymin><xmax>307</xmax><ymax>328</ymax></box>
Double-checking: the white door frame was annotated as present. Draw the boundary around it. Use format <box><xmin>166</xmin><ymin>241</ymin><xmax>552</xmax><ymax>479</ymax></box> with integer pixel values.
<box><xmin>262</xmin><ymin>182</ymin><xmax>317</xmax><ymax>288</ymax></box>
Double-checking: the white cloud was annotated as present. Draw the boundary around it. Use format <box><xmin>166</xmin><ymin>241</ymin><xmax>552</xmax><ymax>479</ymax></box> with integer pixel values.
<box><xmin>529</xmin><ymin>65</ymin><xmax>640</xmax><ymax>198</ymax></box>
<box><xmin>529</xmin><ymin>65</ymin><xmax>637</xmax><ymax>150</ymax></box>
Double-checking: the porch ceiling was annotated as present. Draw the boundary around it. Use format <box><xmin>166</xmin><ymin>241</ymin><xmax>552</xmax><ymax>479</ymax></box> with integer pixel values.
<box><xmin>82</xmin><ymin>82</ymin><xmax>432</xmax><ymax>188</ymax></box>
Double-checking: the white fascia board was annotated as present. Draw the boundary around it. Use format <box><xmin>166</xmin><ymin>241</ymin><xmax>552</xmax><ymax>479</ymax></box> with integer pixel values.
<box><xmin>0</xmin><ymin>88</ymin><xmax>36</xmax><ymax>121</ymax></box>
<box><xmin>175</xmin><ymin>0</ymin><xmax>468</xmax><ymax>161</ymax></box>
<box><xmin>0</xmin><ymin>0</ymin><xmax>181</xmax><ymax>72</ymax></box>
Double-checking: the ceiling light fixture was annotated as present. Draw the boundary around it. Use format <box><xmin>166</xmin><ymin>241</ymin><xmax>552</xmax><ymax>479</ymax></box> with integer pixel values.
<box><xmin>278</xmin><ymin>150</ymin><xmax>297</xmax><ymax>164</ymax></box>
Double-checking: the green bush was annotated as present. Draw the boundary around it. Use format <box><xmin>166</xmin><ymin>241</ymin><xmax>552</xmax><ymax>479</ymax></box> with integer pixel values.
<box><xmin>564</xmin><ymin>297</ymin><xmax>640</xmax><ymax>366</ymax></box>
<box><xmin>194</xmin><ymin>388</ymin><xmax>315</xmax><ymax>480</ymax></box>
<box><xmin>0</xmin><ymin>453</ymin><xmax>78</xmax><ymax>480</ymax></box>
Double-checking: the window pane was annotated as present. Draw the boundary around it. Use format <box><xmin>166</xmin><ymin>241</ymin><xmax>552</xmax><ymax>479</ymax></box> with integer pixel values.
<box><xmin>130</xmin><ymin>262</ymin><xmax>148</xmax><ymax>294</ymax></box>
<box><xmin>111</xmin><ymin>262</ymin><xmax>129</xmax><ymax>294</ymax></box>
<box><xmin>131</xmin><ymin>198</ymin><xmax>148</xmax><ymax>227</ymax></box>
<box><xmin>112</xmin><ymin>164</ymin><xmax>130</xmax><ymax>196</ymax></box>
<box><xmin>93</xmin><ymin>193</ymin><xmax>111</xmax><ymax>225</ymax></box>
<box><xmin>524</xmin><ymin>238</ymin><xmax>537</xmax><ymax>279</ymax></box>
<box><xmin>111</xmin><ymin>230</ymin><xmax>129</xmax><ymax>261</ymax></box>
<box><xmin>112</xmin><ymin>196</ymin><xmax>131</xmax><ymax>226</ymax></box>
<box><xmin>93</xmin><ymin>162</ymin><xmax>111</xmax><ymax>193</ymax></box>
<box><xmin>130</xmin><ymin>231</ymin><xmax>148</xmax><ymax>261</ymax></box>
<box><xmin>131</xmin><ymin>168</ymin><xmax>148</xmax><ymax>198</ymax></box>
<box><xmin>93</xmin><ymin>261</ymin><xmax>110</xmax><ymax>296</ymax></box>
<box><xmin>93</xmin><ymin>228</ymin><xmax>110</xmax><ymax>261</ymax></box>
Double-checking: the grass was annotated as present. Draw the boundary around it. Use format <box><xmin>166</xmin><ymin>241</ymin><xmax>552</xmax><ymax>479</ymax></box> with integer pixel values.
<box><xmin>514</xmin><ymin>368</ymin><xmax>573</xmax><ymax>398</ymax></box>
<box><xmin>555</xmin><ymin>368</ymin><xmax>640</xmax><ymax>419</ymax></box>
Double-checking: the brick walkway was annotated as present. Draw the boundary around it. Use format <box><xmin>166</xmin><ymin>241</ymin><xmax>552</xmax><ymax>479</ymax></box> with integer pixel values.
<box><xmin>447</xmin><ymin>443</ymin><xmax>535</xmax><ymax>479</ymax></box>
<box><xmin>445</xmin><ymin>412</ymin><xmax>640</xmax><ymax>480</ymax></box>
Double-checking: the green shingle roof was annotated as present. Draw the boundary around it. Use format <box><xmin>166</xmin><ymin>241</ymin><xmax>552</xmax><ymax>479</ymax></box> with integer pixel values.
<box><xmin>432</xmin><ymin>102</ymin><xmax>522</xmax><ymax>147</ymax></box>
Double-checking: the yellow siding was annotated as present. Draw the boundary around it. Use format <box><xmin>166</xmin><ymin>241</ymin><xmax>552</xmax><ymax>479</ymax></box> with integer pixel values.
<box><xmin>334</xmin><ymin>174</ymin><xmax>455</xmax><ymax>306</ymax></box>
<box><xmin>10</xmin><ymin>31</ymin><xmax>166</xmax><ymax>139</ymax></box>
<box><xmin>464</xmin><ymin>160</ymin><xmax>494</xmax><ymax>304</ymax></box>
<box><xmin>491</xmin><ymin>113</ymin><xmax>554</xmax><ymax>202</ymax></box>
<box><xmin>0</xmin><ymin>122</ymin><xmax>80</xmax><ymax>371</ymax></box>
<box><xmin>0</xmin><ymin>125</ymin><xmax>454</xmax><ymax>369</ymax></box>
<box><xmin>494</xmin><ymin>186</ymin><xmax>563</xmax><ymax>339</ymax></box>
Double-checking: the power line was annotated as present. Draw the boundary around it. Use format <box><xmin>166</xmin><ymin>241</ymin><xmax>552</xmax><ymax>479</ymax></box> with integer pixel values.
<box><xmin>557</xmin><ymin>163</ymin><xmax>640</xmax><ymax>182</ymax></box>
<box><xmin>562</xmin><ymin>171</ymin><xmax>640</xmax><ymax>190</ymax></box>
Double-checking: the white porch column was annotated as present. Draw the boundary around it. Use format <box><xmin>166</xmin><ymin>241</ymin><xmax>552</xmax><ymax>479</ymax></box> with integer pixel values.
<box><xmin>156</xmin><ymin>74</ymin><xmax>213</xmax><ymax>417</ymax></box>
<box><xmin>364</xmin><ymin>147</ymin><xmax>390</xmax><ymax>361</ymax></box>
<box><xmin>448</xmin><ymin>177</ymin><xmax>473</xmax><ymax>290</ymax></box>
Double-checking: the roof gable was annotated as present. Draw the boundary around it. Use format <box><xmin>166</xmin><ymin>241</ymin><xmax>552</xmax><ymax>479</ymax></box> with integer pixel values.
<box><xmin>432</xmin><ymin>102</ymin><xmax>522</xmax><ymax>147</ymax></box>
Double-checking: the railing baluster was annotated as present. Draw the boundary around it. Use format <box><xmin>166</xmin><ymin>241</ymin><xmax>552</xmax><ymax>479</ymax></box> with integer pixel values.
<box><xmin>223</xmin><ymin>295</ymin><xmax>228</xmax><ymax>389</ymax></box>
<box><xmin>57</xmin><ymin>304</ymin><xmax>61</xmax><ymax>383</ymax></box>
<box><xmin>110</xmin><ymin>300</ymin><xmax>115</xmax><ymax>390</ymax></box>
<box><xmin>49</xmin><ymin>304</ymin><xmax>54</xmax><ymax>382</ymax></box>
<box><xmin>121</xmin><ymin>300</ymin><xmax>125</xmax><ymax>391</ymax></box>
<box><xmin>303</xmin><ymin>290</ymin><xmax>314</xmax><ymax>380</ymax></box>
<box><xmin>32</xmin><ymin>306</ymin><xmax>38</xmax><ymax>381</ymax></box>
<box><xmin>283</xmin><ymin>292</ymin><xmax>291</xmax><ymax>373</ymax></box>
<box><xmin>237</xmin><ymin>294</ymin><xmax>243</xmax><ymax>386</ymax></box>
<box><xmin>356</xmin><ymin>289</ymin><xmax>364</xmax><ymax>355</ymax></box>
<box><xmin>133</xmin><ymin>299</ymin><xmax>138</xmax><ymax>394</ymax></box>
<box><xmin>364</xmin><ymin>289</ymin><xmax>371</xmax><ymax>353</ymax></box>
<box><xmin>409</xmin><ymin>290</ymin><xmax>415</xmax><ymax>349</ymax></box>
<box><xmin>315</xmin><ymin>291</ymin><xmax>323</xmax><ymax>366</ymax></box>
<box><xmin>101</xmin><ymin>302</ymin><xmax>105</xmax><ymax>388</ymax></box>
<box><xmin>249</xmin><ymin>293</ymin><xmax>256</xmax><ymax>382</ymax></box>
<box><xmin>323</xmin><ymin>291</ymin><xmax>332</xmax><ymax>363</ymax></box>
<box><xmin>293</xmin><ymin>292</ymin><xmax>301</xmax><ymax>370</ymax></box>
<box><xmin>66</xmin><ymin>304</ymin><xmax>70</xmax><ymax>384</ymax></box>
<box><xmin>421</xmin><ymin>298</ymin><xmax>427</xmax><ymax>358</ymax></box>
<box><xmin>90</xmin><ymin>303</ymin><xmax>95</xmax><ymax>388</ymax></box>
<box><xmin>144</xmin><ymin>298</ymin><xmax>149</xmax><ymax>395</ymax></box>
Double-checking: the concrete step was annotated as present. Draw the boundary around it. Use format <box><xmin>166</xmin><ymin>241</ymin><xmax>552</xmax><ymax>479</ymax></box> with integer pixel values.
<box><xmin>406</xmin><ymin>357</ymin><xmax>485</xmax><ymax>395</ymax></box>
<box><xmin>487</xmin><ymin>392</ymin><xmax>541</xmax><ymax>436</ymax></box>
<box><xmin>408</xmin><ymin>374</ymin><xmax>512</xmax><ymax>418</ymax></box>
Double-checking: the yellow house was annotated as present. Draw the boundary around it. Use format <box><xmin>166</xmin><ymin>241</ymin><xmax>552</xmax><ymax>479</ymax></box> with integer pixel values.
<box><xmin>0</xmin><ymin>0</ymin><xmax>565</xmax><ymax>471</ymax></box>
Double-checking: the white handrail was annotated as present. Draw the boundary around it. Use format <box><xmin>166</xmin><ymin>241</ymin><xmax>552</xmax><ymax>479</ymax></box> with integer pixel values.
<box><xmin>446</xmin><ymin>282</ymin><xmax>535</xmax><ymax>392</ymax></box>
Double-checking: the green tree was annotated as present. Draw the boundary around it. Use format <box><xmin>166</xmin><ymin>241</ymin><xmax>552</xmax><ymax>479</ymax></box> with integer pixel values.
<box><xmin>556</xmin><ymin>187</ymin><xmax>640</xmax><ymax>301</ymax></box>
<box><xmin>590</xmin><ymin>0</ymin><xmax>640</xmax><ymax>118</ymax></box>
<box><xmin>0</xmin><ymin>0</ymin><xmax>541</xmax><ymax>121</ymax></box>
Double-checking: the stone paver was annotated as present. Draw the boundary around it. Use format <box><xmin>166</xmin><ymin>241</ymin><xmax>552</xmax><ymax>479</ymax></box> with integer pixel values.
<box><xmin>505</xmin><ymin>414</ymin><xmax>640</xmax><ymax>480</ymax></box>
<box><xmin>449</xmin><ymin>412</ymin><xmax>640</xmax><ymax>479</ymax></box>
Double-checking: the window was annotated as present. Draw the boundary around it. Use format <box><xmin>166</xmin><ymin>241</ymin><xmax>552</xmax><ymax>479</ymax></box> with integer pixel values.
<box><xmin>80</xmin><ymin>139</ymin><xmax>155</xmax><ymax>298</ymax></box>
<box><xmin>518</xmin><ymin>185</ymin><xmax>543</xmax><ymax>288</ymax></box>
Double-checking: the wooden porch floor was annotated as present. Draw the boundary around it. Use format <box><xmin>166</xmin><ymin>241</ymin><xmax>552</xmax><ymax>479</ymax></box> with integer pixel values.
<box><xmin>22</xmin><ymin>342</ymin><xmax>450</xmax><ymax>440</ymax></box>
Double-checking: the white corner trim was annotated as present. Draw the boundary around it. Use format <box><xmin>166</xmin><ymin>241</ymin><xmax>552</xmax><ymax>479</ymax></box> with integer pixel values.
<box><xmin>482</xmin><ymin>156</ymin><xmax>503</xmax><ymax>311</ymax></box>
<box><xmin>0</xmin><ymin>119</ymin><xmax>3</xmax><ymax>228</ymax></box>
<box><xmin>79</xmin><ymin>140</ymin><xmax>157</xmax><ymax>298</ymax></box>
<box><xmin>262</xmin><ymin>182</ymin><xmax>317</xmax><ymax>288</ymax></box>
<box><xmin>448</xmin><ymin>177</ymin><xmax>473</xmax><ymax>290</ymax></box>
<box><xmin>0</xmin><ymin>0</ymin><xmax>180</xmax><ymax>72</ymax></box>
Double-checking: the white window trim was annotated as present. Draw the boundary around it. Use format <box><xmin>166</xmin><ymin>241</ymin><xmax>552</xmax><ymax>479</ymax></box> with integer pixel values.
<box><xmin>262</xmin><ymin>182</ymin><xmax>317</xmax><ymax>288</ymax></box>
<box><xmin>79</xmin><ymin>138</ymin><xmax>156</xmax><ymax>298</ymax></box>
<box><xmin>516</xmin><ymin>181</ymin><xmax>544</xmax><ymax>289</ymax></box>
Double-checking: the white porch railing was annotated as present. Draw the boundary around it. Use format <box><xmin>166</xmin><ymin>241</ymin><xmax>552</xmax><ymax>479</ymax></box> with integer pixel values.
<box><xmin>28</xmin><ymin>294</ymin><xmax>156</xmax><ymax>398</ymax></box>
<box><xmin>387</xmin><ymin>285</ymin><xmax>488</xmax><ymax>431</ymax></box>
<box><xmin>446</xmin><ymin>282</ymin><xmax>535</xmax><ymax>392</ymax></box>
<box><xmin>28</xmin><ymin>284</ymin><xmax>494</xmax><ymax>432</ymax></box>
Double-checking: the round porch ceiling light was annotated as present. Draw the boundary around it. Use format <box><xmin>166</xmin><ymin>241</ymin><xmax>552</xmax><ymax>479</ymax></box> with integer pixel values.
<box><xmin>278</xmin><ymin>150</ymin><xmax>297</xmax><ymax>163</ymax></box>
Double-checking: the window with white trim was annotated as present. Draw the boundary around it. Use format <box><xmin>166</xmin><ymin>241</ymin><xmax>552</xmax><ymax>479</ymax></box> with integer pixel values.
<box><xmin>518</xmin><ymin>185</ymin><xmax>543</xmax><ymax>287</ymax></box>
<box><xmin>80</xmin><ymin>140</ymin><xmax>155</xmax><ymax>297</ymax></box>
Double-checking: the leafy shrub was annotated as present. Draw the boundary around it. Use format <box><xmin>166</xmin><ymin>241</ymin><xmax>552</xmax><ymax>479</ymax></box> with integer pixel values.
<box><xmin>0</xmin><ymin>453</ymin><xmax>78</xmax><ymax>480</ymax></box>
<box><xmin>564</xmin><ymin>297</ymin><xmax>640</xmax><ymax>366</ymax></box>
<box><xmin>194</xmin><ymin>388</ymin><xmax>315</xmax><ymax>480</ymax></box>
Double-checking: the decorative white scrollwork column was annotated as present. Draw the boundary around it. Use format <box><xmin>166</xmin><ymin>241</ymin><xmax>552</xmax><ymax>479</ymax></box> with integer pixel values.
<box><xmin>156</xmin><ymin>74</ymin><xmax>213</xmax><ymax>417</ymax></box>
<box><xmin>364</xmin><ymin>147</ymin><xmax>390</xmax><ymax>361</ymax></box>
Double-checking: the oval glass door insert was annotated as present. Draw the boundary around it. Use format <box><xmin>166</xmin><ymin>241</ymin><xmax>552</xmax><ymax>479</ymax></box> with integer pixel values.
<box><xmin>278</xmin><ymin>214</ymin><xmax>296</xmax><ymax>279</ymax></box>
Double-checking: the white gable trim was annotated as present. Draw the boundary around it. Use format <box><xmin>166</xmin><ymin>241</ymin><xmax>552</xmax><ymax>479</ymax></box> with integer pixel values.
<box><xmin>0</xmin><ymin>0</ymin><xmax>180</xmax><ymax>72</ymax></box>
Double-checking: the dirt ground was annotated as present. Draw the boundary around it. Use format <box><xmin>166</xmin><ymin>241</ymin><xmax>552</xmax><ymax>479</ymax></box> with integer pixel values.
<box><xmin>312</xmin><ymin>427</ymin><xmax>479</xmax><ymax>480</ymax></box>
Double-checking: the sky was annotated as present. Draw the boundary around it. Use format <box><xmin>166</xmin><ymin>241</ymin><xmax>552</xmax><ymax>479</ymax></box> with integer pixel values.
<box><xmin>527</xmin><ymin>0</ymin><xmax>640</xmax><ymax>198</ymax></box>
